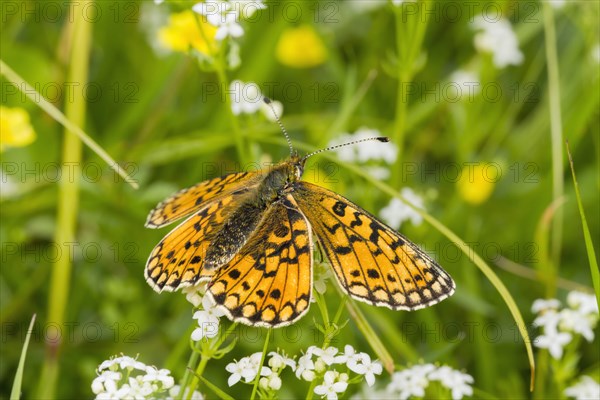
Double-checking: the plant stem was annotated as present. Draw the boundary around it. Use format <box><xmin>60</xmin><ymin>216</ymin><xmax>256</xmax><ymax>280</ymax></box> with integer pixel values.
<box><xmin>543</xmin><ymin>2</ymin><xmax>564</xmax><ymax>295</ymax></box>
<box><xmin>36</xmin><ymin>2</ymin><xmax>92</xmax><ymax>397</ymax></box>
<box><xmin>250</xmin><ymin>329</ymin><xmax>272</xmax><ymax>400</ymax></box>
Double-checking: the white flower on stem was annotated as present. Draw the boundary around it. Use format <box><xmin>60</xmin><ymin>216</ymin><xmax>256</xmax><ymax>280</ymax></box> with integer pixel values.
<box><xmin>230</xmin><ymin>80</ymin><xmax>263</xmax><ymax>115</ymax></box>
<box><xmin>472</xmin><ymin>16</ymin><xmax>523</xmax><ymax>68</ymax></box>
<box><xmin>215</xmin><ymin>11</ymin><xmax>244</xmax><ymax>40</ymax></box>
<box><xmin>564</xmin><ymin>376</ymin><xmax>600</xmax><ymax>400</ymax></box>
<box><xmin>447</xmin><ymin>70</ymin><xmax>480</xmax><ymax>101</ymax></box>
<box><xmin>333</xmin><ymin>344</ymin><xmax>356</xmax><ymax>365</ymax></box>
<box><xmin>126</xmin><ymin>376</ymin><xmax>155</xmax><ymax>397</ymax></box>
<box><xmin>191</xmin><ymin>295</ymin><xmax>225</xmax><ymax>341</ymax></box>
<box><xmin>192</xmin><ymin>1</ymin><xmax>231</xmax><ymax>26</ymax></box>
<box><xmin>92</xmin><ymin>371</ymin><xmax>122</xmax><ymax>395</ymax></box>
<box><xmin>567</xmin><ymin>291</ymin><xmax>599</xmax><ymax>316</ymax></box>
<box><xmin>313</xmin><ymin>263</ymin><xmax>332</xmax><ymax>296</ymax></box>
<box><xmin>531</xmin><ymin>298</ymin><xmax>561</xmax><ymax>313</ymax></box>
<box><xmin>347</xmin><ymin>353</ymin><xmax>383</xmax><ymax>387</ymax></box>
<box><xmin>312</xmin><ymin>346</ymin><xmax>339</xmax><ymax>366</ymax></box>
<box><xmin>314</xmin><ymin>371</ymin><xmax>348</xmax><ymax>400</ymax></box>
<box><xmin>386</xmin><ymin>364</ymin><xmax>435</xmax><ymax>399</ymax></box>
<box><xmin>428</xmin><ymin>366</ymin><xmax>474</xmax><ymax>400</ymax></box>
<box><xmin>259</xmin><ymin>373</ymin><xmax>282</xmax><ymax>391</ymax></box>
<box><xmin>534</xmin><ymin>324</ymin><xmax>573</xmax><ymax>359</ymax></box>
<box><xmin>559</xmin><ymin>308</ymin><xmax>596</xmax><ymax>342</ymax></box>
<box><xmin>296</xmin><ymin>353</ymin><xmax>316</xmax><ymax>382</ymax></box>
<box><xmin>379</xmin><ymin>188</ymin><xmax>424</xmax><ymax>229</ymax></box>
<box><xmin>226</xmin><ymin>352</ymin><xmax>272</xmax><ymax>386</ymax></box>
<box><xmin>230</xmin><ymin>1</ymin><xmax>267</xmax><ymax>19</ymax></box>
<box><xmin>183</xmin><ymin>284</ymin><xmax>206</xmax><ymax>308</ymax></box>
<box><xmin>268</xmin><ymin>351</ymin><xmax>296</xmax><ymax>371</ymax></box>
<box><xmin>143</xmin><ymin>366</ymin><xmax>175</xmax><ymax>388</ymax></box>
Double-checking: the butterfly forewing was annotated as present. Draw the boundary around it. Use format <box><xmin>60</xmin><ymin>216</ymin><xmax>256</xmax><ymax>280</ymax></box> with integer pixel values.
<box><xmin>145</xmin><ymin>170</ymin><xmax>263</xmax><ymax>229</ymax></box>
<box><xmin>206</xmin><ymin>195</ymin><xmax>313</xmax><ymax>327</ymax></box>
<box><xmin>145</xmin><ymin>189</ymin><xmax>251</xmax><ymax>292</ymax></box>
<box><xmin>293</xmin><ymin>182</ymin><xmax>455</xmax><ymax>310</ymax></box>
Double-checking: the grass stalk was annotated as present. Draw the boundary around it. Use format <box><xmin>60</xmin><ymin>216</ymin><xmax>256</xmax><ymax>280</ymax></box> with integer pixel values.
<box><xmin>35</xmin><ymin>2</ymin><xmax>93</xmax><ymax>397</ymax></box>
<box><xmin>543</xmin><ymin>3</ymin><xmax>564</xmax><ymax>288</ymax></box>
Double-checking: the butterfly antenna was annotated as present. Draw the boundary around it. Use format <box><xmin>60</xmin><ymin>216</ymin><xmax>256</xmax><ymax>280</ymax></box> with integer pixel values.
<box><xmin>301</xmin><ymin>137</ymin><xmax>390</xmax><ymax>161</ymax></box>
<box><xmin>263</xmin><ymin>97</ymin><xmax>294</xmax><ymax>156</ymax></box>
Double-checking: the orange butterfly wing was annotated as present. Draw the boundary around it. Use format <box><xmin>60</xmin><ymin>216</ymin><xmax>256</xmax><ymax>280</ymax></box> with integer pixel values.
<box><xmin>145</xmin><ymin>171</ymin><xmax>263</xmax><ymax>229</ymax></box>
<box><xmin>206</xmin><ymin>195</ymin><xmax>313</xmax><ymax>327</ymax></box>
<box><xmin>145</xmin><ymin>189</ymin><xmax>251</xmax><ymax>292</ymax></box>
<box><xmin>293</xmin><ymin>182</ymin><xmax>455</xmax><ymax>310</ymax></box>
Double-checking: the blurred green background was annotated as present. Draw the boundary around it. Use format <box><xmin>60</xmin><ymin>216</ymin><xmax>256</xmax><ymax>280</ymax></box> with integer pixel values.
<box><xmin>1</xmin><ymin>0</ymin><xmax>598</xmax><ymax>398</ymax></box>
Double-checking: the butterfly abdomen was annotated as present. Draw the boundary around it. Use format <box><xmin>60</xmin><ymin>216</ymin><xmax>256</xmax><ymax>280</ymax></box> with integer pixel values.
<box><xmin>204</xmin><ymin>201</ymin><xmax>266</xmax><ymax>269</ymax></box>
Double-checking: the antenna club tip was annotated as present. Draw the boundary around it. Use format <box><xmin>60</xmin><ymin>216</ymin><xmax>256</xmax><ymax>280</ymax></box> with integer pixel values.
<box><xmin>378</xmin><ymin>137</ymin><xmax>391</xmax><ymax>143</ymax></box>
<box><xmin>263</xmin><ymin>97</ymin><xmax>272</xmax><ymax>104</ymax></box>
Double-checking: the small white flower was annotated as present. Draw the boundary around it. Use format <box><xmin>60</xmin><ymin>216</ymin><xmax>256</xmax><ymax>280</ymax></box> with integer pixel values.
<box><xmin>559</xmin><ymin>309</ymin><xmax>596</xmax><ymax>342</ymax></box>
<box><xmin>312</xmin><ymin>346</ymin><xmax>339</xmax><ymax>366</ymax></box>
<box><xmin>386</xmin><ymin>364</ymin><xmax>435</xmax><ymax>399</ymax></box>
<box><xmin>225</xmin><ymin>358</ymin><xmax>247</xmax><ymax>386</ymax></box>
<box><xmin>296</xmin><ymin>353</ymin><xmax>316</xmax><ymax>382</ymax></box>
<box><xmin>183</xmin><ymin>285</ymin><xmax>206</xmax><ymax>308</ymax></box>
<box><xmin>429</xmin><ymin>366</ymin><xmax>474</xmax><ymax>400</ymax></box>
<box><xmin>229</xmin><ymin>1</ymin><xmax>267</xmax><ymax>19</ymax></box>
<box><xmin>143</xmin><ymin>366</ymin><xmax>175</xmax><ymax>388</ymax></box>
<box><xmin>532</xmin><ymin>298</ymin><xmax>561</xmax><ymax>313</ymax></box>
<box><xmin>260</xmin><ymin>373</ymin><xmax>282</xmax><ymax>391</ymax></box>
<box><xmin>117</xmin><ymin>356</ymin><xmax>147</xmax><ymax>372</ymax></box>
<box><xmin>567</xmin><ymin>291</ymin><xmax>599</xmax><ymax>316</ymax></box>
<box><xmin>230</xmin><ymin>80</ymin><xmax>263</xmax><ymax>115</ymax></box>
<box><xmin>191</xmin><ymin>295</ymin><xmax>225</xmax><ymax>340</ymax></box>
<box><xmin>268</xmin><ymin>351</ymin><xmax>296</xmax><ymax>371</ymax></box>
<box><xmin>215</xmin><ymin>12</ymin><xmax>244</xmax><ymax>41</ymax></box>
<box><xmin>447</xmin><ymin>70</ymin><xmax>480</xmax><ymax>101</ymax></box>
<box><xmin>314</xmin><ymin>371</ymin><xmax>348</xmax><ymax>400</ymax></box>
<box><xmin>534</xmin><ymin>324</ymin><xmax>573</xmax><ymax>359</ymax></box>
<box><xmin>92</xmin><ymin>371</ymin><xmax>122</xmax><ymax>394</ymax></box>
<box><xmin>472</xmin><ymin>16</ymin><xmax>523</xmax><ymax>68</ymax></box>
<box><xmin>564</xmin><ymin>375</ymin><xmax>600</xmax><ymax>400</ymax></box>
<box><xmin>226</xmin><ymin>353</ymin><xmax>272</xmax><ymax>386</ymax></box>
<box><xmin>347</xmin><ymin>353</ymin><xmax>383</xmax><ymax>387</ymax></box>
<box><xmin>192</xmin><ymin>1</ymin><xmax>231</xmax><ymax>26</ymax></box>
<box><xmin>379</xmin><ymin>188</ymin><xmax>424</xmax><ymax>229</ymax></box>
<box><xmin>333</xmin><ymin>344</ymin><xmax>356</xmax><ymax>365</ymax></box>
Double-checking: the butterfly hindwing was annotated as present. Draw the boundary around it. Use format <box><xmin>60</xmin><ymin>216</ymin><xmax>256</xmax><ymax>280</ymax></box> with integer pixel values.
<box><xmin>206</xmin><ymin>195</ymin><xmax>313</xmax><ymax>327</ymax></box>
<box><xmin>145</xmin><ymin>170</ymin><xmax>263</xmax><ymax>229</ymax></box>
<box><xmin>145</xmin><ymin>189</ymin><xmax>251</xmax><ymax>292</ymax></box>
<box><xmin>293</xmin><ymin>182</ymin><xmax>455</xmax><ymax>310</ymax></box>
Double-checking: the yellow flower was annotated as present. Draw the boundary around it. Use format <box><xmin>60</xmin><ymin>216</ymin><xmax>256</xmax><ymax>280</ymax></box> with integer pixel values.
<box><xmin>456</xmin><ymin>163</ymin><xmax>497</xmax><ymax>205</ymax></box>
<box><xmin>157</xmin><ymin>10</ymin><xmax>217</xmax><ymax>55</ymax></box>
<box><xmin>276</xmin><ymin>25</ymin><xmax>327</xmax><ymax>68</ymax></box>
<box><xmin>1</xmin><ymin>106</ymin><xmax>36</xmax><ymax>152</ymax></box>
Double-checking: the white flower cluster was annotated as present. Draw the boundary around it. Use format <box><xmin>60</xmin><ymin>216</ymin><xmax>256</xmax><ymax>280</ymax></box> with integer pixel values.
<box><xmin>379</xmin><ymin>188</ymin><xmax>425</xmax><ymax>230</ymax></box>
<box><xmin>357</xmin><ymin>363</ymin><xmax>473</xmax><ymax>400</ymax></box>
<box><xmin>226</xmin><ymin>345</ymin><xmax>382</xmax><ymax>399</ymax></box>
<box><xmin>472</xmin><ymin>16</ymin><xmax>524</xmax><ymax>69</ymax></box>
<box><xmin>532</xmin><ymin>291</ymin><xmax>599</xmax><ymax>359</ymax></box>
<box><xmin>228</xmin><ymin>80</ymin><xmax>284</xmax><ymax>120</ymax></box>
<box><xmin>564</xmin><ymin>375</ymin><xmax>600</xmax><ymax>400</ymax></box>
<box><xmin>329</xmin><ymin>128</ymin><xmax>397</xmax><ymax>169</ymax></box>
<box><xmin>91</xmin><ymin>355</ymin><xmax>176</xmax><ymax>399</ymax></box>
<box><xmin>192</xmin><ymin>0</ymin><xmax>267</xmax><ymax>41</ymax></box>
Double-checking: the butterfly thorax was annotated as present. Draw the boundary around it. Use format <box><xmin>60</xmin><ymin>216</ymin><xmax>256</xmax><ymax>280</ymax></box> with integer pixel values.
<box><xmin>203</xmin><ymin>156</ymin><xmax>304</xmax><ymax>270</ymax></box>
<box><xmin>257</xmin><ymin>156</ymin><xmax>304</xmax><ymax>205</ymax></box>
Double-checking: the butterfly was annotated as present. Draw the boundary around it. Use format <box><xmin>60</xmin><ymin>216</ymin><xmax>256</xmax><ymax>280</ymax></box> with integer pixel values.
<box><xmin>145</xmin><ymin>99</ymin><xmax>455</xmax><ymax>328</ymax></box>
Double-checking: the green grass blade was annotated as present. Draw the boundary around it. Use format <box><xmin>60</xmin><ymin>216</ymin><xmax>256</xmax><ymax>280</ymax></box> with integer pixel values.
<box><xmin>187</xmin><ymin>369</ymin><xmax>235</xmax><ymax>400</ymax></box>
<box><xmin>0</xmin><ymin>59</ymin><xmax>139</xmax><ymax>189</ymax></box>
<box><xmin>566</xmin><ymin>141</ymin><xmax>600</xmax><ymax>308</ymax></box>
<box><xmin>10</xmin><ymin>314</ymin><xmax>36</xmax><ymax>400</ymax></box>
